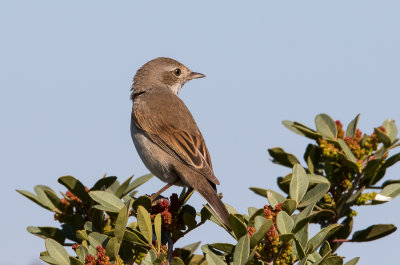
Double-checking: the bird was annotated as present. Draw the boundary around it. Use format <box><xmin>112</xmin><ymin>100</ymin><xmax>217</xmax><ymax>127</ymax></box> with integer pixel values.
<box><xmin>130</xmin><ymin>57</ymin><xmax>230</xmax><ymax>229</ymax></box>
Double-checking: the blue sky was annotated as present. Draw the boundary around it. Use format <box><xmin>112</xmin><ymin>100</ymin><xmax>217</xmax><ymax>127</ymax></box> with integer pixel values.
<box><xmin>1</xmin><ymin>1</ymin><xmax>399</xmax><ymax>264</ymax></box>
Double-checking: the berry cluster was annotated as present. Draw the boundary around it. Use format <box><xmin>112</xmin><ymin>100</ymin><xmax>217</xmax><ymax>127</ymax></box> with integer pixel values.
<box><xmin>150</xmin><ymin>193</ymin><xmax>183</xmax><ymax>232</ymax></box>
<box><xmin>85</xmin><ymin>246</ymin><xmax>111</xmax><ymax>265</ymax></box>
<box><xmin>54</xmin><ymin>187</ymin><xmax>89</xmax><ymax>223</ymax></box>
<box><xmin>356</xmin><ymin>192</ymin><xmax>378</xmax><ymax>205</ymax></box>
<box><xmin>315</xmin><ymin>120</ymin><xmax>388</xmax><ymax>219</ymax></box>
<box><xmin>252</xmin><ymin>203</ymin><xmax>293</xmax><ymax>265</ymax></box>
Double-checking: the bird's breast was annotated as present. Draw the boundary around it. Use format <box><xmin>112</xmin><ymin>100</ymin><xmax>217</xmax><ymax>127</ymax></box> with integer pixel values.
<box><xmin>130</xmin><ymin>117</ymin><xmax>181</xmax><ymax>185</ymax></box>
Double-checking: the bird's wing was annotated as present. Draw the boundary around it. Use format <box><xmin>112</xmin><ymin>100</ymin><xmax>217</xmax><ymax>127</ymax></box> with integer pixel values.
<box><xmin>132</xmin><ymin>88</ymin><xmax>220</xmax><ymax>186</ymax></box>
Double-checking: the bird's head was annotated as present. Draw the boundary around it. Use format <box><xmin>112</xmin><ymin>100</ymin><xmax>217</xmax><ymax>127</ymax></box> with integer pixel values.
<box><xmin>131</xmin><ymin>57</ymin><xmax>205</xmax><ymax>96</ymax></box>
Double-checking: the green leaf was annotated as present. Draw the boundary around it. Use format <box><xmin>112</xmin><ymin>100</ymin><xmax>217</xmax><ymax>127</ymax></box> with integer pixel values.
<box><xmin>374</xmin><ymin>127</ymin><xmax>392</xmax><ymax>147</ymax></box>
<box><xmin>344</xmin><ymin>257</ymin><xmax>360</xmax><ymax>265</ymax></box>
<box><xmin>351</xmin><ymin>224</ymin><xmax>397</xmax><ymax>242</ymax></box>
<box><xmin>280</xmin><ymin>233</ymin><xmax>294</xmax><ymax>242</ymax></box>
<box><xmin>307</xmin><ymin>174</ymin><xmax>330</xmax><ymax>185</ymax></box>
<box><xmin>319</xmin><ymin>241</ymin><xmax>331</xmax><ymax>257</ymax></box>
<box><xmin>58</xmin><ymin>176</ymin><xmax>91</xmax><ymax>202</ymax></box>
<box><xmin>114</xmin><ymin>205</ymin><xmax>128</xmax><ymax>242</ymax></box>
<box><xmin>315</xmin><ymin>114</ymin><xmax>337</xmax><ymax>138</ymax></box>
<box><xmin>125</xmin><ymin>173</ymin><xmax>154</xmax><ymax>194</ymax></box>
<box><xmin>290</xmin><ymin>164</ymin><xmax>309</xmax><ymax>204</ymax></box>
<box><xmin>45</xmin><ymin>238</ymin><xmax>70</xmax><ymax>265</ymax></box>
<box><xmin>268</xmin><ymin>147</ymin><xmax>300</xmax><ymax>168</ymax></box>
<box><xmin>40</xmin><ymin>251</ymin><xmax>58</xmax><ymax>265</ymax></box>
<box><xmin>154</xmin><ymin>214</ymin><xmax>162</xmax><ymax>252</ymax></box>
<box><xmin>203</xmin><ymin>246</ymin><xmax>226</xmax><ymax>265</ymax></box>
<box><xmin>381</xmin><ymin>183</ymin><xmax>400</xmax><ymax>198</ymax></box>
<box><xmin>171</xmin><ymin>257</ymin><xmax>185</xmax><ymax>265</ymax></box>
<box><xmin>338</xmin><ymin>139</ymin><xmax>358</xmax><ymax>164</ymax></box>
<box><xmin>105</xmin><ymin>237</ymin><xmax>120</xmax><ymax>260</ymax></box>
<box><xmin>76</xmin><ymin>245</ymin><xmax>88</xmax><ymax>263</ymax></box>
<box><xmin>35</xmin><ymin>185</ymin><xmax>60</xmax><ymax>211</ymax></box>
<box><xmin>228</xmin><ymin>214</ymin><xmax>247</xmax><ymax>240</ymax></box>
<box><xmin>250</xmin><ymin>219</ymin><xmax>273</xmax><ymax>247</ymax></box>
<box><xmin>142</xmin><ymin>249</ymin><xmax>157</xmax><ymax>265</ymax></box>
<box><xmin>267</xmin><ymin>189</ymin><xmax>286</xmax><ymax>207</ymax></box>
<box><xmin>282</xmin><ymin>120</ymin><xmax>321</xmax><ymax>140</ymax></box>
<box><xmin>16</xmin><ymin>189</ymin><xmax>51</xmax><ymax>210</ymax></box>
<box><xmin>76</xmin><ymin>230</ymin><xmax>88</xmax><ymax>242</ymax></box>
<box><xmin>233</xmin><ymin>235</ymin><xmax>250</xmax><ymax>265</ymax></box>
<box><xmin>69</xmin><ymin>257</ymin><xmax>84</xmax><ymax>265</ymax></box>
<box><xmin>385</xmin><ymin>153</ymin><xmax>400</xmax><ymax>168</ymax></box>
<box><xmin>131</xmin><ymin>195</ymin><xmax>152</xmax><ymax>212</ymax></box>
<box><xmin>88</xmin><ymin>232</ymin><xmax>109</xmax><ymax>248</ymax></box>
<box><xmin>383</xmin><ymin>118</ymin><xmax>398</xmax><ymax>143</ymax></box>
<box><xmin>295</xmin><ymin>224</ymin><xmax>309</xmax><ymax>250</ymax></box>
<box><xmin>293</xmin><ymin>203</ymin><xmax>315</xmax><ymax>232</ymax></box>
<box><xmin>115</xmin><ymin>175</ymin><xmax>133</xmax><ymax>198</ymax></box>
<box><xmin>298</xmin><ymin>183</ymin><xmax>330</xmax><ymax>208</ymax></box>
<box><xmin>276</xmin><ymin>211</ymin><xmax>294</xmax><ymax>234</ymax></box>
<box><xmin>293</xmin><ymin>237</ymin><xmax>306</xmax><ymax>260</ymax></box>
<box><xmin>249</xmin><ymin>187</ymin><xmax>268</xmax><ymax>198</ymax></box>
<box><xmin>254</xmin><ymin>216</ymin><xmax>266</xmax><ymax>231</ymax></box>
<box><xmin>137</xmin><ymin>205</ymin><xmax>153</xmax><ymax>244</ymax></box>
<box><xmin>123</xmin><ymin>229</ymin><xmax>148</xmax><ymax>246</ymax></box>
<box><xmin>208</xmin><ymin>243</ymin><xmax>234</xmax><ymax>254</ymax></box>
<box><xmin>89</xmin><ymin>190</ymin><xmax>125</xmax><ymax>213</ymax></box>
<box><xmin>183</xmin><ymin>212</ymin><xmax>197</xmax><ymax>229</ymax></box>
<box><xmin>90</xmin><ymin>176</ymin><xmax>117</xmax><ymax>191</ymax></box>
<box><xmin>182</xmin><ymin>241</ymin><xmax>201</xmax><ymax>255</ymax></box>
<box><xmin>27</xmin><ymin>226</ymin><xmax>65</xmax><ymax>244</ymax></box>
<box><xmin>323</xmin><ymin>256</ymin><xmax>344</xmax><ymax>265</ymax></box>
<box><xmin>346</xmin><ymin>114</ymin><xmax>360</xmax><ymax>137</ymax></box>
<box><xmin>308</xmin><ymin>224</ymin><xmax>341</xmax><ymax>253</ymax></box>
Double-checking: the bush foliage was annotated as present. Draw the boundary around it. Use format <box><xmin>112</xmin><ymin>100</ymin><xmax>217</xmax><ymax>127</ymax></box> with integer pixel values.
<box><xmin>18</xmin><ymin>114</ymin><xmax>400</xmax><ymax>265</ymax></box>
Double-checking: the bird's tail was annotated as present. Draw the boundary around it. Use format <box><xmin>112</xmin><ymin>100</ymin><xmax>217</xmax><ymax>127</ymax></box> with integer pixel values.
<box><xmin>192</xmin><ymin>178</ymin><xmax>231</xmax><ymax>230</ymax></box>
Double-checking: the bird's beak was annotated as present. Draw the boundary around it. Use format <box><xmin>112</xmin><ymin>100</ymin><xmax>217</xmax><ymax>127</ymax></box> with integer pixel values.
<box><xmin>189</xmin><ymin>72</ymin><xmax>206</xmax><ymax>80</ymax></box>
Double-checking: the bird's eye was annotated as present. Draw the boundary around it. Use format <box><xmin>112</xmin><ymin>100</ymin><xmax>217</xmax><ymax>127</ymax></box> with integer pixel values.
<box><xmin>173</xmin><ymin>68</ymin><xmax>181</xmax><ymax>76</ymax></box>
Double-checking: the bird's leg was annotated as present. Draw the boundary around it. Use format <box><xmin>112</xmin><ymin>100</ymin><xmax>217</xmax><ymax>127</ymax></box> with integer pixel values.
<box><xmin>178</xmin><ymin>187</ymin><xmax>194</xmax><ymax>208</ymax></box>
<box><xmin>151</xmin><ymin>183</ymin><xmax>173</xmax><ymax>201</ymax></box>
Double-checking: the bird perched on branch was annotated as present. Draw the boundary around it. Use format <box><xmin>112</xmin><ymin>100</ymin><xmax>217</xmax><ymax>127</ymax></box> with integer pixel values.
<box><xmin>130</xmin><ymin>57</ymin><xmax>230</xmax><ymax>229</ymax></box>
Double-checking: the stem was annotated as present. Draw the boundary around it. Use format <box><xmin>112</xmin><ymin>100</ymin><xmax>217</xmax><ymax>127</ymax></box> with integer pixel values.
<box><xmin>173</xmin><ymin>220</ymin><xmax>206</xmax><ymax>244</ymax></box>
<box><xmin>332</xmin><ymin>239</ymin><xmax>351</xmax><ymax>243</ymax></box>
<box><xmin>167</xmin><ymin>233</ymin><xmax>174</xmax><ymax>263</ymax></box>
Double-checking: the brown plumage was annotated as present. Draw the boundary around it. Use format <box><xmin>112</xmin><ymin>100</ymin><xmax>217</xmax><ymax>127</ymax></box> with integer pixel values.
<box><xmin>130</xmin><ymin>57</ymin><xmax>230</xmax><ymax>228</ymax></box>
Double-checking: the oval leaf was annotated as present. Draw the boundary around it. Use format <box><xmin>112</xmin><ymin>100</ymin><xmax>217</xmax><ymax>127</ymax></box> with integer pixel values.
<box><xmin>276</xmin><ymin>211</ymin><xmax>294</xmax><ymax>234</ymax></box>
<box><xmin>381</xmin><ymin>183</ymin><xmax>400</xmax><ymax>198</ymax></box>
<box><xmin>137</xmin><ymin>205</ymin><xmax>153</xmax><ymax>244</ymax></box>
<box><xmin>154</xmin><ymin>214</ymin><xmax>162</xmax><ymax>251</ymax></box>
<box><xmin>282</xmin><ymin>199</ymin><xmax>297</xmax><ymax>215</ymax></box>
<box><xmin>344</xmin><ymin>257</ymin><xmax>360</xmax><ymax>265</ymax></box>
<box><xmin>266</xmin><ymin>189</ymin><xmax>286</xmax><ymax>208</ymax></box>
<box><xmin>45</xmin><ymin>238</ymin><xmax>70</xmax><ymax>265</ymax></box>
<box><xmin>58</xmin><ymin>176</ymin><xmax>91</xmax><ymax>202</ymax></box>
<box><xmin>383</xmin><ymin>118</ymin><xmax>398</xmax><ymax>143</ymax></box>
<box><xmin>268</xmin><ymin>147</ymin><xmax>300</xmax><ymax>168</ymax></box>
<box><xmin>346</xmin><ymin>114</ymin><xmax>360</xmax><ymax>138</ymax></box>
<box><xmin>315</xmin><ymin>114</ymin><xmax>337</xmax><ymax>138</ymax></box>
<box><xmin>298</xmin><ymin>183</ymin><xmax>330</xmax><ymax>208</ymax></box>
<box><xmin>233</xmin><ymin>235</ymin><xmax>250</xmax><ymax>265</ymax></box>
<box><xmin>114</xmin><ymin>206</ymin><xmax>128</xmax><ymax>242</ymax></box>
<box><xmin>351</xmin><ymin>224</ymin><xmax>397</xmax><ymax>242</ymax></box>
<box><xmin>250</xmin><ymin>219</ymin><xmax>273</xmax><ymax>247</ymax></box>
<box><xmin>89</xmin><ymin>191</ymin><xmax>125</xmax><ymax>213</ymax></box>
<box><xmin>88</xmin><ymin>232</ymin><xmax>109</xmax><ymax>248</ymax></box>
<box><xmin>228</xmin><ymin>214</ymin><xmax>247</xmax><ymax>240</ymax></box>
<box><xmin>290</xmin><ymin>164</ymin><xmax>309</xmax><ymax>204</ymax></box>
